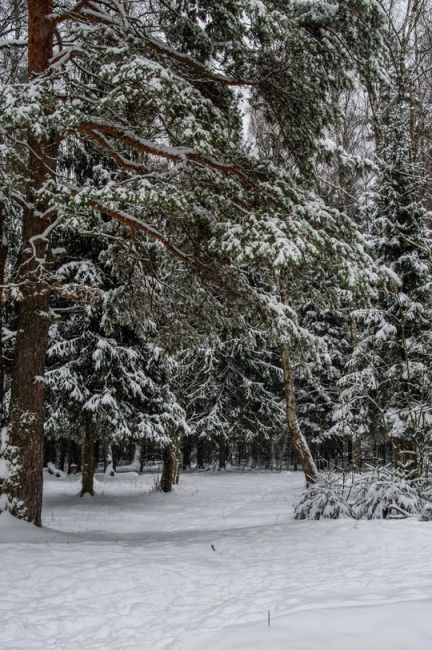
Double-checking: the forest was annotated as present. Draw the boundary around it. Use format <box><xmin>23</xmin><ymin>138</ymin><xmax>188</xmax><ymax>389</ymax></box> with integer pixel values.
<box><xmin>3</xmin><ymin>2</ymin><xmax>432</xmax><ymax>649</ymax></box>
<box><xmin>1</xmin><ymin>0</ymin><xmax>432</xmax><ymax>524</ymax></box>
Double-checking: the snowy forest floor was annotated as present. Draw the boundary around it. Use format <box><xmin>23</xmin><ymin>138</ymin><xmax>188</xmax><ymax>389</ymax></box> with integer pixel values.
<box><xmin>1</xmin><ymin>471</ymin><xmax>432</xmax><ymax>649</ymax></box>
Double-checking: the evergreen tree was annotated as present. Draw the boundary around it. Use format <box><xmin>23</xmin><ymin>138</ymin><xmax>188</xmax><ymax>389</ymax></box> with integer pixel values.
<box><xmin>333</xmin><ymin>1</ymin><xmax>432</xmax><ymax>472</ymax></box>
<box><xmin>45</xmin><ymin>222</ymin><xmax>187</xmax><ymax>495</ymax></box>
<box><xmin>177</xmin><ymin>327</ymin><xmax>285</xmax><ymax>470</ymax></box>
<box><xmin>334</xmin><ymin>104</ymin><xmax>432</xmax><ymax>471</ymax></box>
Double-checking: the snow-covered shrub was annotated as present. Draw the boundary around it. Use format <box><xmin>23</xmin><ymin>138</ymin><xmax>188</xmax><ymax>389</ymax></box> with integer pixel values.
<box><xmin>419</xmin><ymin>502</ymin><xmax>432</xmax><ymax>521</ymax></box>
<box><xmin>416</xmin><ymin>479</ymin><xmax>432</xmax><ymax>520</ymax></box>
<box><xmin>294</xmin><ymin>471</ymin><xmax>353</xmax><ymax>520</ymax></box>
<box><xmin>352</xmin><ymin>466</ymin><xmax>421</xmax><ymax>519</ymax></box>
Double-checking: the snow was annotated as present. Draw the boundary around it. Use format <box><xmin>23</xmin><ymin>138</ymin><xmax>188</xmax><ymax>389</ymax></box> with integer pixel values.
<box><xmin>1</xmin><ymin>471</ymin><xmax>432</xmax><ymax>649</ymax></box>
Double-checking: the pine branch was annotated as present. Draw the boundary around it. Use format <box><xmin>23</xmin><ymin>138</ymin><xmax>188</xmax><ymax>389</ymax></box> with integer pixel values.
<box><xmin>79</xmin><ymin>120</ymin><xmax>260</xmax><ymax>191</ymax></box>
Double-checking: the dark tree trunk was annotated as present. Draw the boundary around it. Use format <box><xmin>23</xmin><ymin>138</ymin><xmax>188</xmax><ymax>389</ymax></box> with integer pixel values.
<box><xmin>57</xmin><ymin>439</ymin><xmax>67</xmax><ymax>472</ymax></box>
<box><xmin>80</xmin><ymin>414</ymin><xmax>95</xmax><ymax>497</ymax></box>
<box><xmin>160</xmin><ymin>444</ymin><xmax>177</xmax><ymax>492</ymax></box>
<box><xmin>0</xmin><ymin>205</ymin><xmax>7</xmax><ymax>426</ymax></box>
<box><xmin>218</xmin><ymin>434</ymin><xmax>227</xmax><ymax>469</ymax></box>
<box><xmin>352</xmin><ymin>437</ymin><xmax>362</xmax><ymax>472</ymax></box>
<box><xmin>197</xmin><ymin>439</ymin><xmax>205</xmax><ymax>469</ymax></box>
<box><xmin>44</xmin><ymin>439</ymin><xmax>57</xmax><ymax>466</ymax></box>
<box><xmin>66</xmin><ymin>440</ymin><xmax>80</xmax><ymax>474</ymax></box>
<box><xmin>2</xmin><ymin>1</ymin><xmax>59</xmax><ymax>526</ymax></box>
<box><xmin>182</xmin><ymin>436</ymin><xmax>192</xmax><ymax>470</ymax></box>
<box><xmin>276</xmin><ymin>433</ymin><xmax>288</xmax><ymax>471</ymax></box>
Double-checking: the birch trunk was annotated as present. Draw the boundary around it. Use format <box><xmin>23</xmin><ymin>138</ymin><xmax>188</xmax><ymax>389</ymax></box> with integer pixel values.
<box><xmin>279</xmin><ymin>276</ymin><xmax>317</xmax><ymax>486</ymax></box>
<box><xmin>281</xmin><ymin>346</ymin><xmax>317</xmax><ymax>485</ymax></box>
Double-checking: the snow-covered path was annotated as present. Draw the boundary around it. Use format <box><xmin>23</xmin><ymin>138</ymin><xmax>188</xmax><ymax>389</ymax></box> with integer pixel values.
<box><xmin>1</xmin><ymin>471</ymin><xmax>432</xmax><ymax>649</ymax></box>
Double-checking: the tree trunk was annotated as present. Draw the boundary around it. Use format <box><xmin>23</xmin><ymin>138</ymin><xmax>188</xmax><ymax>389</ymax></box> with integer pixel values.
<box><xmin>182</xmin><ymin>436</ymin><xmax>192</xmax><ymax>470</ymax></box>
<box><xmin>103</xmin><ymin>442</ymin><xmax>115</xmax><ymax>476</ymax></box>
<box><xmin>0</xmin><ymin>205</ymin><xmax>7</xmax><ymax>426</ymax></box>
<box><xmin>1</xmin><ymin>1</ymin><xmax>59</xmax><ymax>526</ymax></box>
<box><xmin>278</xmin><ymin>276</ymin><xmax>317</xmax><ymax>486</ymax></box>
<box><xmin>57</xmin><ymin>439</ymin><xmax>67</xmax><ymax>472</ymax></box>
<box><xmin>276</xmin><ymin>432</ymin><xmax>288</xmax><ymax>471</ymax></box>
<box><xmin>0</xmin><ymin>205</ymin><xmax>8</xmax><ymax>491</ymax></box>
<box><xmin>160</xmin><ymin>443</ymin><xmax>177</xmax><ymax>492</ymax></box>
<box><xmin>197</xmin><ymin>439</ymin><xmax>205</xmax><ymax>469</ymax></box>
<box><xmin>218</xmin><ymin>434</ymin><xmax>227</xmax><ymax>469</ymax></box>
<box><xmin>80</xmin><ymin>414</ymin><xmax>95</xmax><ymax>497</ymax></box>
<box><xmin>281</xmin><ymin>346</ymin><xmax>317</xmax><ymax>485</ymax></box>
<box><xmin>352</xmin><ymin>436</ymin><xmax>362</xmax><ymax>472</ymax></box>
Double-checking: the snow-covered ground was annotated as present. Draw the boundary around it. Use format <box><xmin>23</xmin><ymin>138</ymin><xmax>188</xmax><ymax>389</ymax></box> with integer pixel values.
<box><xmin>1</xmin><ymin>470</ymin><xmax>432</xmax><ymax>649</ymax></box>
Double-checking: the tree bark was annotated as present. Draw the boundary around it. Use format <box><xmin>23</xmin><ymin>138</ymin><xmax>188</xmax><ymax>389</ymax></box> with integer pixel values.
<box><xmin>103</xmin><ymin>443</ymin><xmax>115</xmax><ymax>477</ymax></box>
<box><xmin>2</xmin><ymin>1</ymin><xmax>59</xmax><ymax>525</ymax></box>
<box><xmin>352</xmin><ymin>436</ymin><xmax>362</xmax><ymax>472</ymax></box>
<box><xmin>218</xmin><ymin>434</ymin><xmax>227</xmax><ymax>469</ymax></box>
<box><xmin>80</xmin><ymin>414</ymin><xmax>95</xmax><ymax>497</ymax></box>
<box><xmin>0</xmin><ymin>205</ymin><xmax>8</xmax><ymax>426</ymax></box>
<box><xmin>281</xmin><ymin>346</ymin><xmax>317</xmax><ymax>485</ymax></box>
<box><xmin>278</xmin><ymin>276</ymin><xmax>317</xmax><ymax>485</ymax></box>
<box><xmin>160</xmin><ymin>443</ymin><xmax>177</xmax><ymax>492</ymax></box>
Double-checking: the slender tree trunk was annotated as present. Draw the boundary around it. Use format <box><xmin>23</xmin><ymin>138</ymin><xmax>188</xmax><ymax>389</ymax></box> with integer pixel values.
<box><xmin>160</xmin><ymin>441</ymin><xmax>178</xmax><ymax>492</ymax></box>
<box><xmin>275</xmin><ymin>431</ymin><xmax>288</xmax><ymax>471</ymax></box>
<box><xmin>131</xmin><ymin>443</ymin><xmax>141</xmax><ymax>472</ymax></box>
<box><xmin>1</xmin><ymin>1</ymin><xmax>59</xmax><ymax>525</ymax></box>
<box><xmin>182</xmin><ymin>436</ymin><xmax>192</xmax><ymax>470</ymax></box>
<box><xmin>103</xmin><ymin>442</ymin><xmax>115</xmax><ymax>476</ymax></box>
<box><xmin>0</xmin><ymin>205</ymin><xmax>7</xmax><ymax>426</ymax></box>
<box><xmin>218</xmin><ymin>434</ymin><xmax>227</xmax><ymax>469</ymax></box>
<box><xmin>279</xmin><ymin>276</ymin><xmax>317</xmax><ymax>486</ymax></box>
<box><xmin>197</xmin><ymin>439</ymin><xmax>205</xmax><ymax>469</ymax></box>
<box><xmin>352</xmin><ymin>436</ymin><xmax>362</xmax><ymax>472</ymax></box>
<box><xmin>281</xmin><ymin>346</ymin><xmax>317</xmax><ymax>485</ymax></box>
<box><xmin>174</xmin><ymin>435</ymin><xmax>181</xmax><ymax>484</ymax></box>
<box><xmin>0</xmin><ymin>205</ymin><xmax>7</xmax><ymax>491</ymax></box>
<box><xmin>80</xmin><ymin>414</ymin><xmax>95</xmax><ymax>497</ymax></box>
<box><xmin>57</xmin><ymin>439</ymin><xmax>67</xmax><ymax>472</ymax></box>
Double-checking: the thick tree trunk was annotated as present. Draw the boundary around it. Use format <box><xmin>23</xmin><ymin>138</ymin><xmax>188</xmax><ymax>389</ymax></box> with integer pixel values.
<box><xmin>281</xmin><ymin>346</ymin><xmax>317</xmax><ymax>485</ymax></box>
<box><xmin>2</xmin><ymin>1</ymin><xmax>58</xmax><ymax>525</ymax></box>
<box><xmin>80</xmin><ymin>414</ymin><xmax>95</xmax><ymax>497</ymax></box>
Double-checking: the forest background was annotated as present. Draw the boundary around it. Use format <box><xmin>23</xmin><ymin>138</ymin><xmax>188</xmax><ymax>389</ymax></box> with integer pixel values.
<box><xmin>1</xmin><ymin>0</ymin><xmax>432</xmax><ymax>525</ymax></box>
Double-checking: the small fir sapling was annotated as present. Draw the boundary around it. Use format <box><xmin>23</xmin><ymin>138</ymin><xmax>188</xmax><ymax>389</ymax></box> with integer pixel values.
<box><xmin>294</xmin><ymin>471</ymin><xmax>353</xmax><ymax>520</ymax></box>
